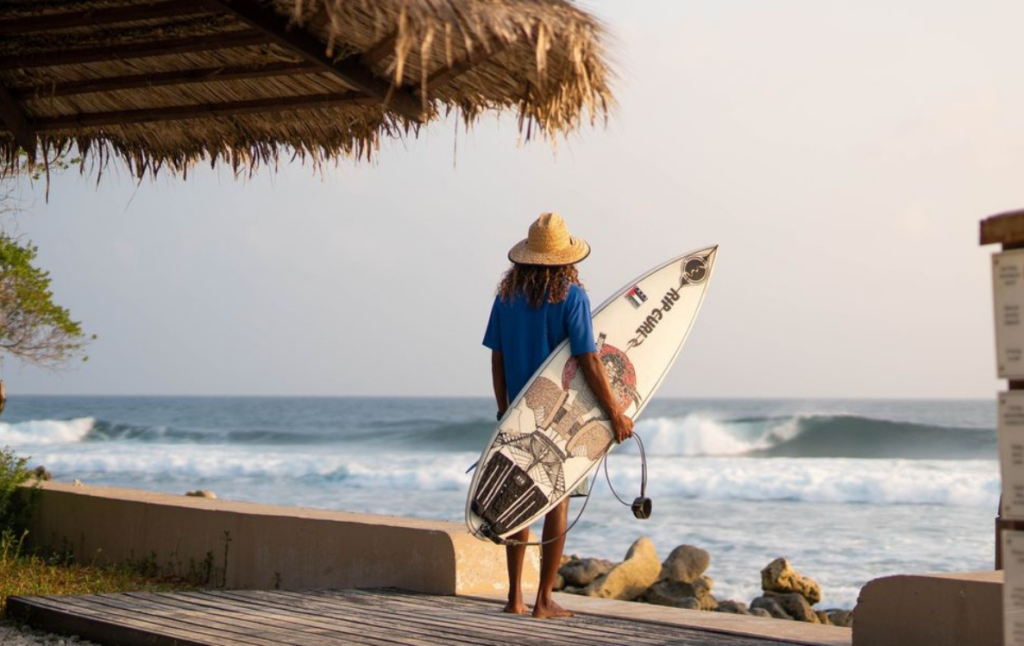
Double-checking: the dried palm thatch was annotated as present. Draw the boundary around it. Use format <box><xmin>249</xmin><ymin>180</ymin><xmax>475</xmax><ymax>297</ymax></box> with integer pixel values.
<box><xmin>0</xmin><ymin>0</ymin><xmax>613</xmax><ymax>180</ymax></box>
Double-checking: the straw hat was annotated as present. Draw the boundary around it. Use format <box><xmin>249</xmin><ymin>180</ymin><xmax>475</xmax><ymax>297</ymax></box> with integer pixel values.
<box><xmin>508</xmin><ymin>213</ymin><xmax>591</xmax><ymax>266</ymax></box>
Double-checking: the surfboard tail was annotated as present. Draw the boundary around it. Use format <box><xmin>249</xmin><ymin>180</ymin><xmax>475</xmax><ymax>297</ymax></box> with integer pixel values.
<box><xmin>470</xmin><ymin>452</ymin><xmax>550</xmax><ymax>541</ymax></box>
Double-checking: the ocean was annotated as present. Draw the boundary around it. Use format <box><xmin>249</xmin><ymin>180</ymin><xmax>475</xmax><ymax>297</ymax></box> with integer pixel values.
<box><xmin>0</xmin><ymin>396</ymin><xmax>999</xmax><ymax>610</ymax></box>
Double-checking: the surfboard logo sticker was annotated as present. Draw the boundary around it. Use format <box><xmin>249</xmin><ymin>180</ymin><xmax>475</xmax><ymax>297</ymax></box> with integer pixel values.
<box><xmin>624</xmin><ymin>286</ymin><xmax>648</xmax><ymax>308</ymax></box>
<box><xmin>627</xmin><ymin>287</ymin><xmax>682</xmax><ymax>349</ymax></box>
<box><xmin>680</xmin><ymin>256</ymin><xmax>709</xmax><ymax>285</ymax></box>
<box><xmin>562</xmin><ymin>342</ymin><xmax>641</xmax><ymax>413</ymax></box>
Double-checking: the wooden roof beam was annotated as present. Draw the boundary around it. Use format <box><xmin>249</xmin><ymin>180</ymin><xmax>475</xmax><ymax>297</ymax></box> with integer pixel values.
<box><xmin>0</xmin><ymin>30</ymin><xmax>271</xmax><ymax>70</ymax></box>
<box><xmin>362</xmin><ymin>32</ymin><xmax>398</xmax><ymax>68</ymax></box>
<box><xmin>422</xmin><ymin>44</ymin><xmax>505</xmax><ymax>95</ymax></box>
<box><xmin>27</xmin><ymin>92</ymin><xmax>373</xmax><ymax>131</ymax></box>
<box><xmin>13</xmin><ymin>62</ymin><xmax>322</xmax><ymax>99</ymax></box>
<box><xmin>0</xmin><ymin>80</ymin><xmax>36</xmax><ymax>159</ymax></box>
<box><xmin>205</xmin><ymin>0</ymin><xmax>425</xmax><ymax>122</ymax></box>
<box><xmin>305</xmin><ymin>2</ymin><xmax>397</xmax><ymax>67</ymax></box>
<box><xmin>306</xmin><ymin>7</ymin><xmax>395</xmax><ymax>68</ymax></box>
<box><xmin>0</xmin><ymin>0</ymin><xmax>219</xmax><ymax>36</ymax></box>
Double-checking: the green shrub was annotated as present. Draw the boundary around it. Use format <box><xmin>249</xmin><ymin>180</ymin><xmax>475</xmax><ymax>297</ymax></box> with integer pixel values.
<box><xmin>0</xmin><ymin>447</ymin><xmax>38</xmax><ymax>536</ymax></box>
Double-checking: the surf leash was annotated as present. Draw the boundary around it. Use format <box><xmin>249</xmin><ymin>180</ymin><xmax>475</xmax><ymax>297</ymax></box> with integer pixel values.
<box><xmin>603</xmin><ymin>433</ymin><xmax>651</xmax><ymax>519</ymax></box>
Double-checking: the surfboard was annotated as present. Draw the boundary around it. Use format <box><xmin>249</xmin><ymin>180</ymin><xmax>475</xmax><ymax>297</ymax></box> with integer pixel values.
<box><xmin>466</xmin><ymin>245</ymin><xmax>718</xmax><ymax>543</ymax></box>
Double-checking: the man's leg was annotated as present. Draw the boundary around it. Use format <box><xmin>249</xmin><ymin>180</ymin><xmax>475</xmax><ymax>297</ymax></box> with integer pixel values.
<box><xmin>533</xmin><ymin>498</ymin><xmax>574</xmax><ymax>619</ymax></box>
<box><xmin>504</xmin><ymin>527</ymin><xmax>530</xmax><ymax>614</ymax></box>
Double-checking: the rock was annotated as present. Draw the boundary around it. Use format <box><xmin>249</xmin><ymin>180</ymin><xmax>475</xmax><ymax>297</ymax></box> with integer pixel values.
<box><xmin>826</xmin><ymin>609</ymin><xmax>854</xmax><ymax>628</ymax></box>
<box><xmin>765</xmin><ymin>592</ymin><xmax>819</xmax><ymax>623</ymax></box>
<box><xmin>674</xmin><ymin>597</ymin><xmax>702</xmax><ymax>610</ymax></box>
<box><xmin>553</xmin><ymin>573</ymin><xmax>565</xmax><ymax>591</ymax></box>
<box><xmin>749</xmin><ymin>607</ymin><xmax>772</xmax><ymax>619</ymax></box>
<box><xmin>642</xmin><ymin>580</ymin><xmax>688</xmax><ymax>608</ymax></box>
<box><xmin>643</xmin><ymin>577</ymin><xmax>718</xmax><ymax>611</ymax></box>
<box><xmin>560</xmin><ymin>557</ymin><xmax>615</xmax><ymax>588</ymax></box>
<box><xmin>32</xmin><ymin>465</ymin><xmax>52</xmax><ymax>481</ymax></box>
<box><xmin>750</xmin><ymin>596</ymin><xmax>793</xmax><ymax>620</ymax></box>
<box><xmin>563</xmin><ymin>585</ymin><xmax>584</xmax><ymax>595</ymax></box>
<box><xmin>185</xmin><ymin>489</ymin><xmax>217</xmax><ymax>499</ymax></box>
<box><xmin>761</xmin><ymin>557</ymin><xmax>822</xmax><ymax>605</ymax></box>
<box><xmin>583</xmin><ymin>537</ymin><xmax>661</xmax><ymax>601</ymax></box>
<box><xmin>815</xmin><ymin>611</ymin><xmax>831</xmax><ymax>625</ymax></box>
<box><xmin>658</xmin><ymin>545</ymin><xmax>711</xmax><ymax>584</ymax></box>
<box><xmin>715</xmin><ymin>600</ymin><xmax>750</xmax><ymax>615</ymax></box>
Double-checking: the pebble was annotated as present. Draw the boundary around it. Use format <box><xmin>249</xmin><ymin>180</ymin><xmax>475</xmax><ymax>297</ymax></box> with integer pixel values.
<box><xmin>0</xmin><ymin>621</ymin><xmax>96</xmax><ymax>645</ymax></box>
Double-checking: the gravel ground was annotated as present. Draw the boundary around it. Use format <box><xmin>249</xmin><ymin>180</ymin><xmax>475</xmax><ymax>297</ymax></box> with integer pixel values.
<box><xmin>0</xmin><ymin>621</ymin><xmax>98</xmax><ymax>646</ymax></box>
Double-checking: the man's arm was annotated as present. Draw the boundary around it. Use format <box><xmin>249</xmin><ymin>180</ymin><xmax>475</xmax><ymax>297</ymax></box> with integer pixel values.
<box><xmin>577</xmin><ymin>352</ymin><xmax>634</xmax><ymax>443</ymax></box>
<box><xmin>491</xmin><ymin>351</ymin><xmax>510</xmax><ymax>416</ymax></box>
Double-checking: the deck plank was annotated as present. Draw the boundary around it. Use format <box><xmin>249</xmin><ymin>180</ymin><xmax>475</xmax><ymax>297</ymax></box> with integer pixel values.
<box><xmin>403</xmin><ymin>591</ymin><xmax>801</xmax><ymax>646</ymax></box>
<box><xmin>207</xmin><ymin>589</ymin><xmax>532</xmax><ymax>646</ymax></box>
<box><xmin>170</xmin><ymin>591</ymin><xmax>457</xmax><ymax>646</ymax></box>
<box><xmin>8</xmin><ymin>594</ymin><xmax>248</xmax><ymax>646</ymax></box>
<box><xmin>224</xmin><ymin>589</ymin><xmax>555</xmax><ymax>646</ymax></box>
<box><xmin>114</xmin><ymin>592</ymin><xmax>366</xmax><ymax>646</ymax></box>
<box><xmin>44</xmin><ymin>594</ymin><xmax>276</xmax><ymax>646</ymax></box>
<box><xmin>290</xmin><ymin>589</ymin><xmax>673</xmax><ymax>646</ymax></box>
<box><xmin>132</xmin><ymin>591</ymin><xmax>416</xmax><ymax>646</ymax></box>
<box><xmin>9</xmin><ymin>588</ymin><xmax>815</xmax><ymax>646</ymax></box>
<box><xmin>318</xmin><ymin>589</ymin><xmax>740</xmax><ymax>646</ymax></box>
<box><xmin>59</xmin><ymin>594</ymin><xmax>293</xmax><ymax>646</ymax></box>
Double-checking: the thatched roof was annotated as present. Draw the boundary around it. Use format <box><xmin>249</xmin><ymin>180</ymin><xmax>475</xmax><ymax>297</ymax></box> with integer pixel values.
<box><xmin>0</xmin><ymin>0</ymin><xmax>613</xmax><ymax>179</ymax></box>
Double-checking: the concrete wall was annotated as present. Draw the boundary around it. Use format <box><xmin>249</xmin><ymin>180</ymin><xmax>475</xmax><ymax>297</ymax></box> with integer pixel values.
<box><xmin>28</xmin><ymin>482</ymin><xmax>539</xmax><ymax>596</ymax></box>
<box><xmin>853</xmin><ymin>571</ymin><xmax>1002</xmax><ymax>646</ymax></box>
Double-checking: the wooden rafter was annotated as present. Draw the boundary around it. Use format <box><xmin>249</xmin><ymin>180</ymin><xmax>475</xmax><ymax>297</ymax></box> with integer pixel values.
<box><xmin>0</xmin><ymin>31</ymin><xmax>271</xmax><ymax>71</ymax></box>
<box><xmin>0</xmin><ymin>89</ymin><xmax>34</xmax><ymax>153</ymax></box>
<box><xmin>422</xmin><ymin>44</ymin><xmax>505</xmax><ymax>95</ymax></box>
<box><xmin>206</xmin><ymin>0</ymin><xmax>425</xmax><ymax>122</ymax></box>
<box><xmin>13</xmin><ymin>62</ymin><xmax>322</xmax><ymax>100</ymax></box>
<box><xmin>0</xmin><ymin>0</ymin><xmax>219</xmax><ymax>36</ymax></box>
<box><xmin>0</xmin><ymin>80</ymin><xmax>36</xmax><ymax>157</ymax></box>
<box><xmin>362</xmin><ymin>32</ymin><xmax>398</xmax><ymax>68</ymax></box>
<box><xmin>306</xmin><ymin>6</ymin><xmax>395</xmax><ymax>68</ymax></box>
<box><xmin>31</xmin><ymin>92</ymin><xmax>373</xmax><ymax>131</ymax></box>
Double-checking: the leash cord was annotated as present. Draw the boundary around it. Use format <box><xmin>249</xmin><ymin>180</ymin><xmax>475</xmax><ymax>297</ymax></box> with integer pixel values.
<box><xmin>604</xmin><ymin>432</ymin><xmax>647</xmax><ymax>507</ymax></box>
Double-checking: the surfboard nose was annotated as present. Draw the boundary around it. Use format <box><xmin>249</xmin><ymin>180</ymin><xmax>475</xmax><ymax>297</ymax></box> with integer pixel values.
<box><xmin>697</xmin><ymin>244</ymin><xmax>719</xmax><ymax>273</ymax></box>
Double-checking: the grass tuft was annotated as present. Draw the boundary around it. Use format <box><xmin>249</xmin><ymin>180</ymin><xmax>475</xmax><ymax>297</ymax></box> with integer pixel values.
<box><xmin>1</xmin><ymin>529</ymin><xmax>196</xmax><ymax>616</ymax></box>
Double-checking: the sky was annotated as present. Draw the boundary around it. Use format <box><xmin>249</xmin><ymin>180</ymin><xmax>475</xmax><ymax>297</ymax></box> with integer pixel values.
<box><xmin>3</xmin><ymin>0</ymin><xmax>1022</xmax><ymax>399</ymax></box>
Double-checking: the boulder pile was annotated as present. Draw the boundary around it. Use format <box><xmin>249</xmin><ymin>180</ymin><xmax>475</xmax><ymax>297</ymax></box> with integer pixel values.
<box><xmin>554</xmin><ymin>539</ymin><xmax>854</xmax><ymax>628</ymax></box>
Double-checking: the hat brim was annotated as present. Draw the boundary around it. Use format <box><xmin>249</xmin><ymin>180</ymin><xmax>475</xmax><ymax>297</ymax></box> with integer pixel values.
<box><xmin>508</xmin><ymin>237</ymin><xmax>591</xmax><ymax>266</ymax></box>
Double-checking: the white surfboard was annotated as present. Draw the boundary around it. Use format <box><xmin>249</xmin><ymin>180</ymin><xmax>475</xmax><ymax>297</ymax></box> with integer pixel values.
<box><xmin>466</xmin><ymin>245</ymin><xmax>718</xmax><ymax>542</ymax></box>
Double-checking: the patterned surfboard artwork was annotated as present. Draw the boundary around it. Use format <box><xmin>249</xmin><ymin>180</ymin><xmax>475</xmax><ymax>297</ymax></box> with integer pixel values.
<box><xmin>466</xmin><ymin>246</ymin><xmax>718</xmax><ymax>542</ymax></box>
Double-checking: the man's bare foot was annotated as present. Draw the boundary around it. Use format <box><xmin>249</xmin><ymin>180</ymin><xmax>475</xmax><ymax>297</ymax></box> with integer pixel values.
<box><xmin>532</xmin><ymin>599</ymin><xmax>574</xmax><ymax>619</ymax></box>
<box><xmin>503</xmin><ymin>600</ymin><xmax>528</xmax><ymax>615</ymax></box>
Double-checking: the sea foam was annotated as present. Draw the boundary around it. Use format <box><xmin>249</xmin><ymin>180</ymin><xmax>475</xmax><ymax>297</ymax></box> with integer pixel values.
<box><xmin>20</xmin><ymin>438</ymin><xmax>999</xmax><ymax>508</ymax></box>
<box><xmin>0</xmin><ymin>417</ymin><xmax>95</xmax><ymax>446</ymax></box>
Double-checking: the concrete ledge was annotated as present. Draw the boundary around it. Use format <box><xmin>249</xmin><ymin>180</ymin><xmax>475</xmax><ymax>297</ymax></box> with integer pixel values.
<box><xmin>27</xmin><ymin>482</ymin><xmax>538</xmax><ymax>595</ymax></box>
<box><xmin>853</xmin><ymin>571</ymin><xmax>1002</xmax><ymax>646</ymax></box>
<box><xmin>469</xmin><ymin>592</ymin><xmax>852</xmax><ymax>646</ymax></box>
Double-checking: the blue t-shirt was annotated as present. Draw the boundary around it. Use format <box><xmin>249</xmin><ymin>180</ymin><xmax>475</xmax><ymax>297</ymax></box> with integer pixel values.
<box><xmin>482</xmin><ymin>283</ymin><xmax>597</xmax><ymax>402</ymax></box>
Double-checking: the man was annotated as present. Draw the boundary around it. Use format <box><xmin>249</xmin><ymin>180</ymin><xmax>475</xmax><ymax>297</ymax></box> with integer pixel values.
<box><xmin>483</xmin><ymin>212</ymin><xmax>634</xmax><ymax>619</ymax></box>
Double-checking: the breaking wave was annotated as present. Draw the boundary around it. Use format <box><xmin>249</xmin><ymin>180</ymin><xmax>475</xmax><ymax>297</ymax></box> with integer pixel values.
<box><xmin>627</xmin><ymin>413</ymin><xmax>995</xmax><ymax>460</ymax></box>
<box><xmin>0</xmin><ymin>412</ymin><xmax>996</xmax><ymax>460</ymax></box>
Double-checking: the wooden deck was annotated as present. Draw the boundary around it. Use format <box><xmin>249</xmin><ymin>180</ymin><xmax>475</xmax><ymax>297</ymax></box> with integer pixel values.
<box><xmin>6</xmin><ymin>588</ymin><xmax>814</xmax><ymax>646</ymax></box>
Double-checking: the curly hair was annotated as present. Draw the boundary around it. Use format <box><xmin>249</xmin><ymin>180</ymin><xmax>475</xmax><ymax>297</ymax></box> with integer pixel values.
<box><xmin>497</xmin><ymin>264</ymin><xmax>582</xmax><ymax>308</ymax></box>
